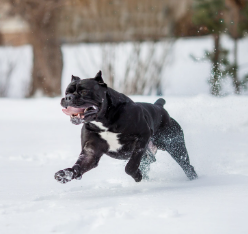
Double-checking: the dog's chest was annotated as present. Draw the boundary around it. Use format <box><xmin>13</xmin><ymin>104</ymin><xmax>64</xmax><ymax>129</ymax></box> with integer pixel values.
<box><xmin>91</xmin><ymin>121</ymin><xmax>122</xmax><ymax>152</ymax></box>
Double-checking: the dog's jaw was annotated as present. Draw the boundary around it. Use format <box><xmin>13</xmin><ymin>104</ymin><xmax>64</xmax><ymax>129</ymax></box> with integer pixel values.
<box><xmin>62</xmin><ymin>105</ymin><xmax>99</xmax><ymax>125</ymax></box>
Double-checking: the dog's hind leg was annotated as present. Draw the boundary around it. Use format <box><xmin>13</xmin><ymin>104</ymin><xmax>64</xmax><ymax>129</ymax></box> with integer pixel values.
<box><xmin>139</xmin><ymin>141</ymin><xmax>157</xmax><ymax>180</ymax></box>
<box><xmin>152</xmin><ymin>118</ymin><xmax>198</xmax><ymax>180</ymax></box>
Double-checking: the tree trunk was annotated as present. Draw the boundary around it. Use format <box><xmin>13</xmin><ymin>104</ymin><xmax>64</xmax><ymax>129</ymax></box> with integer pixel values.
<box><xmin>28</xmin><ymin>14</ymin><xmax>62</xmax><ymax>97</ymax></box>
<box><xmin>211</xmin><ymin>33</ymin><xmax>220</xmax><ymax>96</ymax></box>
<box><xmin>225</xmin><ymin>0</ymin><xmax>242</xmax><ymax>94</ymax></box>
<box><xmin>233</xmin><ymin>38</ymin><xmax>240</xmax><ymax>94</ymax></box>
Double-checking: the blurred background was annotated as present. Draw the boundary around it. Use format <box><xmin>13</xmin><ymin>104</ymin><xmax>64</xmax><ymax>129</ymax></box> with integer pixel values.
<box><xmin>0</xmin><ymin>0</ymin><xmax>248</xmax><ymax>98</ymax></box>
<box><xmin>1</xmin><ymin>2</ymin><xmax>248</xmax><ymax>232</ymax></box>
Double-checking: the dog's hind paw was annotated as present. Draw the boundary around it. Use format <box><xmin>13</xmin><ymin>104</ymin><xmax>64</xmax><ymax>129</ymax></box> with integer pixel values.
<box><xmin>54</xmin><ymin>168</ymin><xmax>75</xmax><ymax>184</ymax></box>
<box><xmin>185</xmin><ymin>166</ymin><xmax>198</xmax><ymax>180</ymax></box>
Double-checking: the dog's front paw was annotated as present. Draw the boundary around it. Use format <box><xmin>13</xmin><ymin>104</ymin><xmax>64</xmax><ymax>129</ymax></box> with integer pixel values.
<box><xmin>54</xmin><ymin>168</ymin><xmax>75</xmax><ymax>184</ymax></box>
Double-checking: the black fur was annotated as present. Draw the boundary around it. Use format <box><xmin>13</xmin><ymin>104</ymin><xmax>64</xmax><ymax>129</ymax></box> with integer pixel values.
<box><xmin>54</xmin><ymin>71</ymin><xmax>197</xmax><ymax>183</ymax></box>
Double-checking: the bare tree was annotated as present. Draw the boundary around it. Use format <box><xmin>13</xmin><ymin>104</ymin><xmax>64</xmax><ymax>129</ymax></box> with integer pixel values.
<box><xmin>0</xmin><ymin>33</ymin><xmax>3</xmax><ymax>45</ymax></box>
<box><xmin>121</xmin><ymin>40</ymin><xmax>174</xmax><ymax>95</ymax></box>
<box><xmin>7</xmin><ymin>0</ymin><xmax>66</xmax><ymax>97</ymax></box>
<box><xmin>225</xmin><ymin>0</ymin><xmax>246</xmax><ymax>94</ymax></box>
<box><xmin>101</xmin><ymin>43</ymin><xmax>115</xmax><ymax>88</ymax></box>
<box><xmin>3</xmin><ymin>0</ymin><xmax>189</xmax><ymax>97</ymax></box>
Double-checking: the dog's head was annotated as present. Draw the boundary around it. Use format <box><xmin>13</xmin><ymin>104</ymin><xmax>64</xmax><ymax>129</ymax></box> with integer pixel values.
<box><xmin>61</xmin><ymin>71</ymin><xmax>107</xmax><ymax>125</ymax></box>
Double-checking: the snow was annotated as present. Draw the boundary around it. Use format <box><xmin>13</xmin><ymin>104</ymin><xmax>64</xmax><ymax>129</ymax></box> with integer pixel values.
<box><xmin>0</xmin><ymin>45</ymin><xmax>32</xmax><ymax>97</ymax></box>
<box><xmin>162</xmin><ymin>35</ymin><xmax>248</xmax><ymax>95</ymax></box>
<box><xmin>1</xmin><ymin>95</ymin><xmax>248</xmax><ymax>234</ymax></box>
<box><xmin>1</xmin><ymin>35</ymin><xmax>248</xmax><ymax>97</ymax></box>
<box><xmin>61</xmin><ymin>35</ymin><xmax>248</xmax><ymax>96</ymax></box>
<box><xmin>0</xmin><ymin>34</ymin><xmax>248</xmax><ymax>233</ymax></box>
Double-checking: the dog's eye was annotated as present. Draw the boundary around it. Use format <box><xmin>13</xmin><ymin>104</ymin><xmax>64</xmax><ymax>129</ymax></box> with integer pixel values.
<box><xmin>81</xmin><ymin>90</ymin><xmax>88</xmax><ymax>95</ymax></box>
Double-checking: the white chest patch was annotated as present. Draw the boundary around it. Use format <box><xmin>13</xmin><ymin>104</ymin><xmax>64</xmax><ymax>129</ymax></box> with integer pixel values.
<box><xmin>91</xmin><ymin>121</ymin><xmax>122</xmax><ymax>152</ymax></box>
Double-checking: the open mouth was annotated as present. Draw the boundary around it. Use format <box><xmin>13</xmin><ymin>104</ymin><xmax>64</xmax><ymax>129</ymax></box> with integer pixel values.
<box><xmin>62</xmin><ymin>105</ymin><xmax>98</xmax><ymax>123</ymax></box>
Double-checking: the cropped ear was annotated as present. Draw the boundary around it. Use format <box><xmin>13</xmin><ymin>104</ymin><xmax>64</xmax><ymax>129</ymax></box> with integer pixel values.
<box><xmin>94</xmin><ymin>70</ymin><xmax>104</xmax><ymax>84</ymax></box>
<box><xmin>71</xmin><ymin>75</ymin><xmax>80</xmax><ymax>82</ymax></box>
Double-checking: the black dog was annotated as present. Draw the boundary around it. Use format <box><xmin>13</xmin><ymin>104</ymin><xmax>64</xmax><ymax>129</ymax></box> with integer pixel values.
<box><xmin>54</xmin><ymin>71</ymin><xmax>197</xmax><ymax>183</ymax></box>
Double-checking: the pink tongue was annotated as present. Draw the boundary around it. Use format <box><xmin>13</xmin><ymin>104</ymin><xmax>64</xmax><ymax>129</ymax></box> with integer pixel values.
<box><xmin>62</xmin><ymin>106</ymin><xmax>84</xmax><ymax>116</ymax></box>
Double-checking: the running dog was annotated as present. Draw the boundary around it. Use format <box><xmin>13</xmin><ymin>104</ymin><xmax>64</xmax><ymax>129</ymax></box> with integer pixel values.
<box><xmin>54</xmin><ymin>71</ymin><xmax>197</xmax><ymax>183</ymax></box>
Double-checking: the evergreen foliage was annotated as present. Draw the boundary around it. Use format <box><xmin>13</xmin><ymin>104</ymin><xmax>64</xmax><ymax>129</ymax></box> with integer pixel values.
<box><xmin>192</xmin><ymin>0</ymin><xmax>226</xmax><ymax>34</ymax></box>
<box><xmin>192</xmin><ymin>0</ymin><xmax>226</xmax><ymax>96</ymax></box>
<box><xmin>192</xmin><ymin>0</ymin><xmax>248</xmax><ymax>95</ymax></box>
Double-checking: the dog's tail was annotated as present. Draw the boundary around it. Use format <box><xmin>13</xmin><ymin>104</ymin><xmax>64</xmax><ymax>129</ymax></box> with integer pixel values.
<box><xmin>154</xmin><ymin>98</ymin><xmax>166</xmax><ymax>107</ymax></box>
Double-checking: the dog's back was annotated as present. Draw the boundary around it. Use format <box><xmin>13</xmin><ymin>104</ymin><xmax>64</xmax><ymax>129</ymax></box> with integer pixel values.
<box><xmin>135</xmin><ymin>98</ymin><xmax>171</xmax><ymax>135</ymax></box>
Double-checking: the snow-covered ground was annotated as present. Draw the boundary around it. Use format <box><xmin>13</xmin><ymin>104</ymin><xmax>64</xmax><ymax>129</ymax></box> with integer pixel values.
<box><xmin>1</xmin><ymin>95</ymin><xmax>248</xmax><ymax>234</ymax></box>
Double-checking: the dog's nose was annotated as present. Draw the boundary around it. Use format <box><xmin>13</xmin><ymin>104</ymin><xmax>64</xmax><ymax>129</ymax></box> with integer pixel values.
<box><xmin>65</xmin><ymin>94</ymin><xmax>74</xmax><ymax>102</ymax></box>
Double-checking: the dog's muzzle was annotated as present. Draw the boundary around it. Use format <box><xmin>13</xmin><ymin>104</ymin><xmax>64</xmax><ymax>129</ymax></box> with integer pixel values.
<box><xmin>62</xmin><ymin>105</ymin><xmax>99</xmax><ymax>125</ymax></box>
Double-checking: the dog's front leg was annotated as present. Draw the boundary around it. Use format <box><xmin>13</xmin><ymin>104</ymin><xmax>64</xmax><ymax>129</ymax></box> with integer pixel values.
<box><xmin>54</xmin><ymin>142</ymin><xmax>103</xmax><ymax>184</ymax></box>
<box><xmin>125</xmin><ymin>137</ymin><xmax>149</xmax><ymax>182</ymax></box>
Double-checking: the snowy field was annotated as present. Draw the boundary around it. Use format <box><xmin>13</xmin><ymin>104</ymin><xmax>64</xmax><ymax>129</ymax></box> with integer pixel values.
<box><xmin>1</xmin><ymin>95</ymin><xmax>248</xmax><ymax>234</ymax></box>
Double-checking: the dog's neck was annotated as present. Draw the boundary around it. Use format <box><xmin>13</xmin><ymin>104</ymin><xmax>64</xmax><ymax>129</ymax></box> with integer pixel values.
<box><xmin>95</xmin><ymin>88</ymin><xmax>132</xmax><ymax>126</ymax></box>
